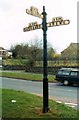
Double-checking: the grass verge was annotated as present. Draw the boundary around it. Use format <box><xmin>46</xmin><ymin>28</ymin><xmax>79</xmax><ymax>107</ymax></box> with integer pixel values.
<box><xmin>0</xmin><ymin>70</ymin><xmax>56</xmax><ymax>82</ymax></box>
<box><xmin>2</xmin><ymin>89</ymin><xmax>78</xmax><ymax>119</ymax></box>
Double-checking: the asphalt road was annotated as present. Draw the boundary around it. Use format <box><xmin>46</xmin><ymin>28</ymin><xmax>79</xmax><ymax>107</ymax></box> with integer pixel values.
<box><xmin>1</xmin><ymin>77</ymin><xmax>79</xmax><ymax>109</ymax></box>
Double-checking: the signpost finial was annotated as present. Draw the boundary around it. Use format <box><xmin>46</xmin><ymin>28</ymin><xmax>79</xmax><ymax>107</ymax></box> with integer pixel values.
<box><xmin>43</xmin><ymin>6</ymin><xmax>45</xmax><ymax>12</ymax></box>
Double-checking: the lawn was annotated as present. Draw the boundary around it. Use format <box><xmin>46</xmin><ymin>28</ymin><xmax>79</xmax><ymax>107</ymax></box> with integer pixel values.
<box><xmin>0</xmin><ymin>70</ymin><xmax>56</xmax><ymax>82</ymax></box>
<box><xmin>2</xmin><ymin>89</ymin><xmax>78</xmax><ymax>119</ymax></box>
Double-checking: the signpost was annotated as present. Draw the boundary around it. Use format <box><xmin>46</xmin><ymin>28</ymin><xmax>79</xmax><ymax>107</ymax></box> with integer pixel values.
<box><xmin>23</xmin><ymin>6</ymin><xmax>70</xmax><ymax>113</ymax></box>
<box><xmin>26</xmin><ymin>6</ymin><xmax>43</xmax><ymax>18</ymax></box>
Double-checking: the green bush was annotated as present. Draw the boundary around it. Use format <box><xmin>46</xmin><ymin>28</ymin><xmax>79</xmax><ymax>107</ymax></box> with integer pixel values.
<box><xmin>3</xmin><ymin>59</ymin><xmax>29</xmax><ymax>66</ymax></box>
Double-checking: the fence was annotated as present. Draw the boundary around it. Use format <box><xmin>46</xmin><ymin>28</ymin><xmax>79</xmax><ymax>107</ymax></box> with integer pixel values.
<box><xmin>36</xmin><ymin>60</ymin><xmax>78</xmax><ymax>67</ymax></box>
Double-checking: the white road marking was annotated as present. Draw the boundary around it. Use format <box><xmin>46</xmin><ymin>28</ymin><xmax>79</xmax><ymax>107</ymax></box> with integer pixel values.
<box><xmin>67</xmin><ymin>90</ymin><xmax>73</xmax><ymax>91</ymax></box>
<box><xmin>56</xmin><ymin>100</ymin><xmax>77</xmax><ymax>109</ymax></box>
<box><xmin>71</xmin><ymin>106</ymin><xmax>76</xmax><ymax>108</ymax></box>
<box><xmin>65</xmin><ymin>102</ymin><xmax>77</xmax><ymax>106</ymax></box>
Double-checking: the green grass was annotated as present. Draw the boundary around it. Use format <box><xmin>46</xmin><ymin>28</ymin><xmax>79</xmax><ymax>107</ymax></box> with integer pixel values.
<box><xmin>2</xmin><ymin>89</ymin><xmax>78</xmax><ymax>119</ymax></box>
<box><xmin>0</xmin><ymin>71</ymin><xmax>56</xmax><ymax>82</ymax></box>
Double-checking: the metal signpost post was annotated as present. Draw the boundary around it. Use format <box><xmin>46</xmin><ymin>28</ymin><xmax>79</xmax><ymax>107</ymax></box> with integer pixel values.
<box><xmin>42</xmin><ymin>6</ymin><xmax>49</xmax><ymax>113</ymax></box>
<box><xmin>23</xmin><ymin>6</ymin><xmax>70</xmax><ymax>113</ymax></box>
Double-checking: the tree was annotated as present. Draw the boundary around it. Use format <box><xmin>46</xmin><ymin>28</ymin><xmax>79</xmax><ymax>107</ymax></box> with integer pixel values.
<box><xmin>10</xmin><ymin>39</ymin><xmax>43</xmax><ymax>66</ymax></box>
<box><xmin>10</xmin><ymin>39</ymin><xmax>56</xmax><ymax>67</ymax></box>
<box><xmin>10</xmin><ymin>44</ymin><xmax>29</xmax><ymax>59</ymax></box>
<box><xmin>53</xmin><ymin>53</ymin><xmax>61</xmax><ymax>60</ymax></box>
<box><xmin>47</xmin><ymin>47</ymin><xmax>56</xmax><ymax>60</ymax></box>
<box><xmin>28</xmin><ymin>39</ymin><xmax>43</xmax><ymax>66</ymax></box>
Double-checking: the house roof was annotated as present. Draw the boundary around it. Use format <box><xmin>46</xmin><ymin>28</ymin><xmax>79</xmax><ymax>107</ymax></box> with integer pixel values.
<box><xmin>0</xmin><ymin>47</ymin><xmax>6</xmax><ymax>51</ymax></box>
<box><xmin>61</xmin><ymin>43</ymin><xmax>79</xmax><ymax>53</ymax></box>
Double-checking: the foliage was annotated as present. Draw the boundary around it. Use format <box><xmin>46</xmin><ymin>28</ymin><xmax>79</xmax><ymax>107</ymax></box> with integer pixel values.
<box><xmin>10</xmin><ymin>39</ymin><xmax>56</xmax><ymax>66</ymax></box>
<box><xmin>36</xmin><ymin>60</ymin><xmax>78</xmax><ymax>67</ymax></box>
<box><xmin>53</xmin><ymin>53</ymin><xmax>61</xmax><ymax>60</ymax></box>
<box><xmin>47</xmin><ymin>47</ymin><xmax>56</xmax><ymax>60</ymax></box>
<box><xmin>3</xmin><ymin>59</ymin><xmax>79</xmax><ymax>67</ymax></box>
<box><xmin>3</xmin><ymin>59</ymin><xmax>28</xmax><ymax>65</ymax></box>
<box><xmin>10</xmin><ymin>44</ymin><xmax>29</xmax><ymax>59</ymax></box>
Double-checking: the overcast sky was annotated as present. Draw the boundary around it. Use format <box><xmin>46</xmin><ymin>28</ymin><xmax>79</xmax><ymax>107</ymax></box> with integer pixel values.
<box><xmin>0</xmin><ymin>0</ymin><xmax>78</xmax><ymax>53</ymax></box>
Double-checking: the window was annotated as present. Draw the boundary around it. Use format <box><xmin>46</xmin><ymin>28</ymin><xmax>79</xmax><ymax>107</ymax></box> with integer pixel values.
<box><xmin>57</xmin><ymin>70</ymin><xmax>63</xmax><ymax>75</ymax></box>
<box><xmin>57</xmin><ymin>70</ymin><xmax>70</xmax><ymax>75</ymax></box>
<box><xmin>62</xmin><ymin>70</ymin><xmax>70</xmax><ymax>75</ymax></box>
<box><xmin>70</xmin><ymin>71</ymin><xmax>77</xmax><ymax>76</ymax></box>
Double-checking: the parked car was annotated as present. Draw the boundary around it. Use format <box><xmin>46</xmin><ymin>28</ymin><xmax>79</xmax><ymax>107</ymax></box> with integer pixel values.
<box><xmin>55</xmin><ymin>68</ymin><xmax>79</xmax><ymax>86</ymax></box>
<box><xmin>0</xmin><ymin>65</ymin><xmax>2</xmax><ymax>70</ymax></box>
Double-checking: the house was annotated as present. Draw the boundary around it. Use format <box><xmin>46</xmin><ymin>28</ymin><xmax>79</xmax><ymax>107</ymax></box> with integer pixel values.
<box><xmin>0</xmin><ymin>47</ymin><xmax>12</xmax><ymax>58</ymax></box>
<box><xmin>0</xmin><ymin>47</ymin><xmax>8</xmax><ymax>57</ymax></box>
<box><xmin>61</xmin><ymin>43</ymin><xmax>79</xmax><ymax>60</ymax></box>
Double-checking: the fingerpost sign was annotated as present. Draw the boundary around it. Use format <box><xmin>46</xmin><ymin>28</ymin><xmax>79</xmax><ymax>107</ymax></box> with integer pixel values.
<box><xmin>23</xmin><ymin>6</ymin><xmax>70</xmax><ymax>113</ymax></box>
